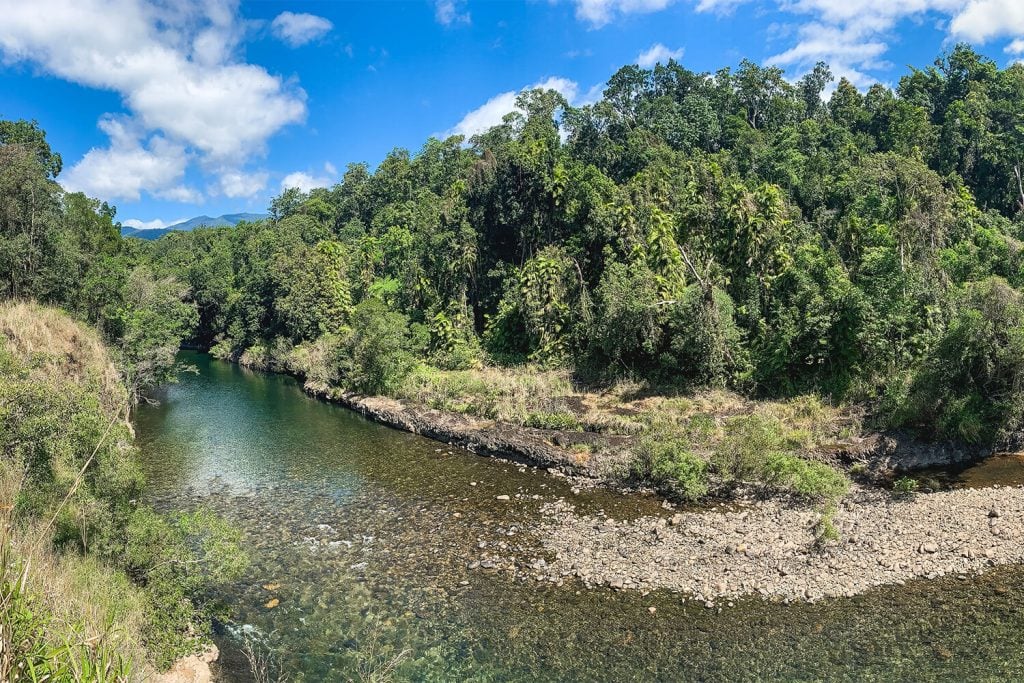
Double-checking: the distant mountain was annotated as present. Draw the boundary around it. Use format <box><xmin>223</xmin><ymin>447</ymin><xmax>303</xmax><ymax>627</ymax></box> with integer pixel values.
<box><xmin>121</xmin><ymin>212</ymin><xmax>268</xmax><ymax>240</ymax></box>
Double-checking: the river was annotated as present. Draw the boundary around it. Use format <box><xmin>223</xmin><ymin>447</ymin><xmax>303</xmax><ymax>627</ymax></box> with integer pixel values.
<box><xmin>133</xmin><ymin>352</ymin><xmax>1024</xmax><ymax>681</ymax></box>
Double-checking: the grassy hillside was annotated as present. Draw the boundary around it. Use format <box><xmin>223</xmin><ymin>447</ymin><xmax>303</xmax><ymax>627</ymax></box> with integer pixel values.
<box><xmin>0</xmin><ymin>302</ymin><xmax>245</xmax><ymax>681</ymax></box>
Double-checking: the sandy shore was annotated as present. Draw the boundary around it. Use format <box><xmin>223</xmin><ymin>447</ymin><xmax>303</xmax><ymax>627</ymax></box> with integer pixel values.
<box><xmin>529</xmin><ymin>484</ymin><xmax>1024</xmax><ymax>605</ymax></box>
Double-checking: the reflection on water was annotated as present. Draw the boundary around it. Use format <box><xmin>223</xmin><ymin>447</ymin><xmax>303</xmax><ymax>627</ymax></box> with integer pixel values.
<box><xmin>954</xmin><ymin>453</ymin><xmax>1024</xmax><ymax>488</ymax></box>
<box><xmin>134</xmin><ymin>353</ymin><xmax>1024</xmax><ymax>681</ymax></box>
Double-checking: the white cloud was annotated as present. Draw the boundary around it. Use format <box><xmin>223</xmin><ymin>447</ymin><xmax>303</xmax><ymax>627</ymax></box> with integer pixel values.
<box><xmin>280</xmin><ymin>164</ymin><xmax>337</xmax><ymax>193</ymax></box>
<box><xmin>636</xmin><ymin>43</ymin><xmax>684</xmax><ymax>68</ymax></box>
<box><xmin>122</xmin><ymin>216</ymin><xmax>188</xmax><ymax>230</ymax></box>
<box><xmin>0</xmin><ymin>0</ymin><xmax>307</xmax><ymax>204</ymax></box>
<box><xmin>950</xmin><ymin>0</ymin><xmax>1024</xmax><ymax>42</ymax></box>
<box><xmin>217</xmin><ymin>169</ymin><xmax>269</xmax><ymax>198</ymax></box>
<box><xmin>445</xmin><ymin>77</ymin><xmax>580</xmax><ymax>139</ymax></box>
<box><xmin>694</xmin><ymin>0</ymin><xmax>749</xmax><ymax>12</ymax></box>
<box><xmin>157</xmin><ymin>185</ymin><xmax>205</xmax><ymax>203</ymax></box>
<box><xmin>571</xmin><ymin>0</ymin><xmax>676</xmax><ymax>28</ymax></box>
<box><xmin>564</xmin><ymin>0</ymin><xmax>1024</xmax><ymax>87</ymax></box>
<box><xmin>271</xmin><ymin>11</ymin><xmax>333</xmax><ymax>47</ymax></box>
<box><xmin>61</xmin><ymin>115</ymin><xmax>197</xmax><ymax>202</ymax></box>
<box><xmin>743</xmin><ymin>1</ymin><xmax>1024</xmax><ymax>88</ymax></box>
<box><xmin>281</xmin><ymin>171</ymin><xmax>330</xmax><ymax>193</ymax></box>
<box><xmin>435</xmin><ymin>0</ymin><xmax>471</xmax><ymax>26</ymax></box>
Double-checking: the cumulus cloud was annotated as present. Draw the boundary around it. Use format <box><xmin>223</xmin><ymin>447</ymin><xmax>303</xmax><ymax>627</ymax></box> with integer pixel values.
<box><xmin>435</xmin><ymin>0</ymin><xmax>471</xmax><ymax>26</ymax></box>
<box><xmin>950</xmin><ymin>0</ymin><xmax>1024</xmax><ymax>42</ymax></box>
<box><xmin>271</xmin><ymin>11</ymin><xmax>333</xmax><ymax>47</ymax></box>
<box><xmin>281</xmin><ymin>172</ymin><xmax>330</xmax><ymax>193</ymax></box>
<box><xmin>61</xmin><ymin>115</ymin><xmax>197</xmax><ymax>202</ymax></box>
<box><xmin>0</xmin><ymin>0</ymin><xmax>307</xmax><ymax>203</ymax></box>
<box><xmin>281</xmin><ymin>163</ymin><xmax>337</xmax><ymax>192</ymax></box>
<box><xmin>566</xmin><ymin>0</ymin><xmax>1024</xmax><ymax>86</ymax></box>
<box><xmin>122</xmin><ymin>216</ymin><xmax>188</xmax><ymax>230</ymax></box>
<box><xmin>571</xmin><ymin>0</ymin><xmax>676</xmax><ymax>28</ymax></box>
<box><xmin>636</xmin><ymin>43</ymin><xmax>684</xmax><ymax>67</ymax></box>
<box><xmin>217</xmin><ymin>169</ymin><xmax>269</xmax><ymax>198</ymax></box>
<box><xmin>744</xmin><ymin>1</ymin><xmax>1024</xmax><ymax>87</ymax></box>
<box><xmin>445</xmin><ymin>77</ymin><xmax>581</xmax><ymax>139</ymax></box>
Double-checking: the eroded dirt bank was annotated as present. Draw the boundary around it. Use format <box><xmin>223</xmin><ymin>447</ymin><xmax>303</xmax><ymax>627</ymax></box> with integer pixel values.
<box><xmin>305</xmin><ymin>382</ymin><xmax>624</xmax><ymax>477</ymax></box>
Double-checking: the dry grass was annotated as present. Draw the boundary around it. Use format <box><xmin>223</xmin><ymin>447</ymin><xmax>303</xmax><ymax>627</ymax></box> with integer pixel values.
<box><xmin>398</xmin><ymin>365</ymin><xmax>576</xmax><ymax>424</ymax></box>
<box><xmin>396</xmin><ymin>364</ymin><xmax>857</xmax><ymax>454</ymax></box>
<box><xmin>0</xmin><ymin>466</ymin><xmax>152</xmax><ymax>681</ymax></box>
<box><xmin>0</xmin><ymin>300</ymin><xmax>127</xmax><ymax>416</ymax></box>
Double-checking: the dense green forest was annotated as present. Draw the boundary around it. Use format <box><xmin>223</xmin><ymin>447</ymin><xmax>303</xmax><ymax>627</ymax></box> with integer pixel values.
<box><xmin>152</xmin><ymin>45</ymin><xmax>1022</xmax><ymax>447</ymax></box>
<box><xmin>4</xmin><ymin>45</ymin><xmax>1024</xmax><ymax>489</ymax></box>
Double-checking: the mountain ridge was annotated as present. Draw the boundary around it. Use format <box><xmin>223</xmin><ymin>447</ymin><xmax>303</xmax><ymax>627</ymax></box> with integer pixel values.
<box><xmin>121</xmin><ymin>212</ymin><xmax>267</xmax><ymax>240</ymax></box>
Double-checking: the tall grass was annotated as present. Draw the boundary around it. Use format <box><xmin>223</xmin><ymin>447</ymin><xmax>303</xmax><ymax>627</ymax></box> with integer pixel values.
<box><xmin>0</xmin><ymin>468</ymin><xmax>144</xmax><ymax>682</ymax></box>
<box><xmin>397</xmin><ymin>365</ymin><xmax>576</xmax><ymax>424</ymax></box>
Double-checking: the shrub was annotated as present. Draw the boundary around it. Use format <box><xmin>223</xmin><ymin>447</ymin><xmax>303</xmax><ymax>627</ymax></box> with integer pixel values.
<box><xmin>764</xmin><ymin>453</ymin><xmax>850</xmax><ymax>500</ymax></box>
<box><xmin>339</xmin><ymin>298</ymin><xmax>417</xmax><ymax>395</ymax></box>
<box><xmin>892</xmin><ymin>476</ymin><xmax>920</xmax><ymax>495</ymax></box>
<box><xmin>899</xmin><ymin>277</ymin><xmax>1024</xmax><ymax>444</ymax></box>
<box><xmin>524</xmin><ymin>411</ymin><xmax>582</xmax><ymax>431</ymax></box>
<box><xmin>633</xmin><ymin>424</ymin><xmax>710</xmax><ymax>501</ymax></box>
<box><xmin>713</xmin><ymin>414</ymin><xmax>790</xmax><ymax>481</ymax></box>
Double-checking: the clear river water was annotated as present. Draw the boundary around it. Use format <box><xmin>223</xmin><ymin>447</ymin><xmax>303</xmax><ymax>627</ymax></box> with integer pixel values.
<box><xmin>133</xmin><ymin>352</ymin><xmax>1024</xmax><ymax>681</ymax></box>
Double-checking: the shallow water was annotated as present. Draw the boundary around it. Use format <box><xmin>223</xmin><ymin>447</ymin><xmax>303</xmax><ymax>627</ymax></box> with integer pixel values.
<box><xmin>134</xmin><ymin>353</ymin><xmax>1024</xmax><ymax>681</ymax></box>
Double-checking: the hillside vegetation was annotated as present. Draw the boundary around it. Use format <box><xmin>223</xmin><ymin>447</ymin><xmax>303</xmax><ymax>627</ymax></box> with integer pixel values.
<box><xmin>3</xmin><ymin>46</ymin><xmax>1024</xmax><ymax>510</ymax></box>
<box><xmin>0</xmin><ymin>303</ymin><xmax>245</xmax><ymax>680</ymax></box>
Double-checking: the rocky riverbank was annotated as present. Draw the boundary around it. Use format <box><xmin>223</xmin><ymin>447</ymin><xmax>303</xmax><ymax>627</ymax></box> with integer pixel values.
<box><xmin>524</xmin><ymin>484</ymin><xmax>1024</xmax><ymax>605</ymax></box>
<box><xmin>303</xmin><ymin>381</ymin><xmax>628</xmax><ymax>478</ymax></box>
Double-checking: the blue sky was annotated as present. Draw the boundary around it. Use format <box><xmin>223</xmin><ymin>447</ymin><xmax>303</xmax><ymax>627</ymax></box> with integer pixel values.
<box><xmin>2</xmin><ymin>0</ymin><xmax>1024</xmax><ymax>229</ymax></box>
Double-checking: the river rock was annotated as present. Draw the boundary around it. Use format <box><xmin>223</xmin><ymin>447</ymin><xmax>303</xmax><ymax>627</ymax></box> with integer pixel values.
<box><xmin>537</xmin><ymin>482</ymin><xmax>1024</xmax><ymax>604</ymax></box>
<box><xmin>156</xmin><ymin>645</ymin><xmax>219</xmax><ymax>683</ymax></box>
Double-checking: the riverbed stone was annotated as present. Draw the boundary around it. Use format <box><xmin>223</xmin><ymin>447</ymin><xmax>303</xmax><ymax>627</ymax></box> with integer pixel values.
<box><xmin>536</xmin><ymin>484</ymin><xmax>1024</xmax><ymax>604</ymax></box>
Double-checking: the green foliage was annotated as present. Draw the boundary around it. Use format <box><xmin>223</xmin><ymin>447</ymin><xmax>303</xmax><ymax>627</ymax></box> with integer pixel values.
<box><xmin>110</xmin><ymin>267</ymin><xmax>199</xmax><ymax>396</ymax></box>
<box><xmin>0</xmin><ymin>547</ymin><xmax>132</xmax><ymax>682</ymax></box>
<box><xmin>120</xmin><ymin>507</ymin><xmax>247</xmax><ymax>668</ymax></box>
<box><xmin>523</xmin><ymin>411</ymin><xmax>582</xmax><ymax>431</ymax></box>
<box><xmin>10</xmin><ymin>44</ymin><xmax>1024</xmax><ymax>452</ymax></box>
<box><xmin>813</xmin><ymin>502</ymin><xmax>840</xmax><ymax>546</ymax></box>
<box><xmin>893</xmin><ymin>476</ymin><xmax>920</xmax><ymax>495</ymax></box>
<box><xmin>590</xmin><ymin>258</ymin><xmax>664</xmax><ymax>373</ymax></box>
<box><xmin>487</xmin><ymin>246</ymin><xmax>582</xmax><ymax>366</ymax></box>
<box><xmin>276</xmin><ymin>240</ymin><xmax>353</xmax><ymax>342</ymax></box>
<box><xmin>714</xmin><ymin>413</ymin><xmax>849</xmax><ymax>500</ymax></box>
<box><xmin>763</xmin><ymin>453</ymin><xmax>850</xmax><ymax>500</ymax></box>
<box><xmin>339</xmin><ymin>298</ymin><xmax>418</xmax><ymax>394</ymax></box>
<box><xmin>633</xmin><ymin>427</ymin><xmax>710</xmax><ymax>501</ymax></box>
<box><xmin>0</xmin><ymin>306</ymin><xmax>245</xmax><ymax>672</ymax></box>
<box><xmin>899</xmin><ymin>277</ymin><xmax>1024</xmax><ymax>443</ymax></box>
<box><xmin>666</xmin><ymin>286</ymin><xmax>748</xmax><ymax>388</ymax></box>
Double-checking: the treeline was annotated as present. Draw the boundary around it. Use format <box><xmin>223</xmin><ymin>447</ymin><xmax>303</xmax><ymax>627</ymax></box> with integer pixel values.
<box><xmin>4</xmin><ymin>45</ymin><xmax>1024</xmax><ymax>447</ymax></box>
